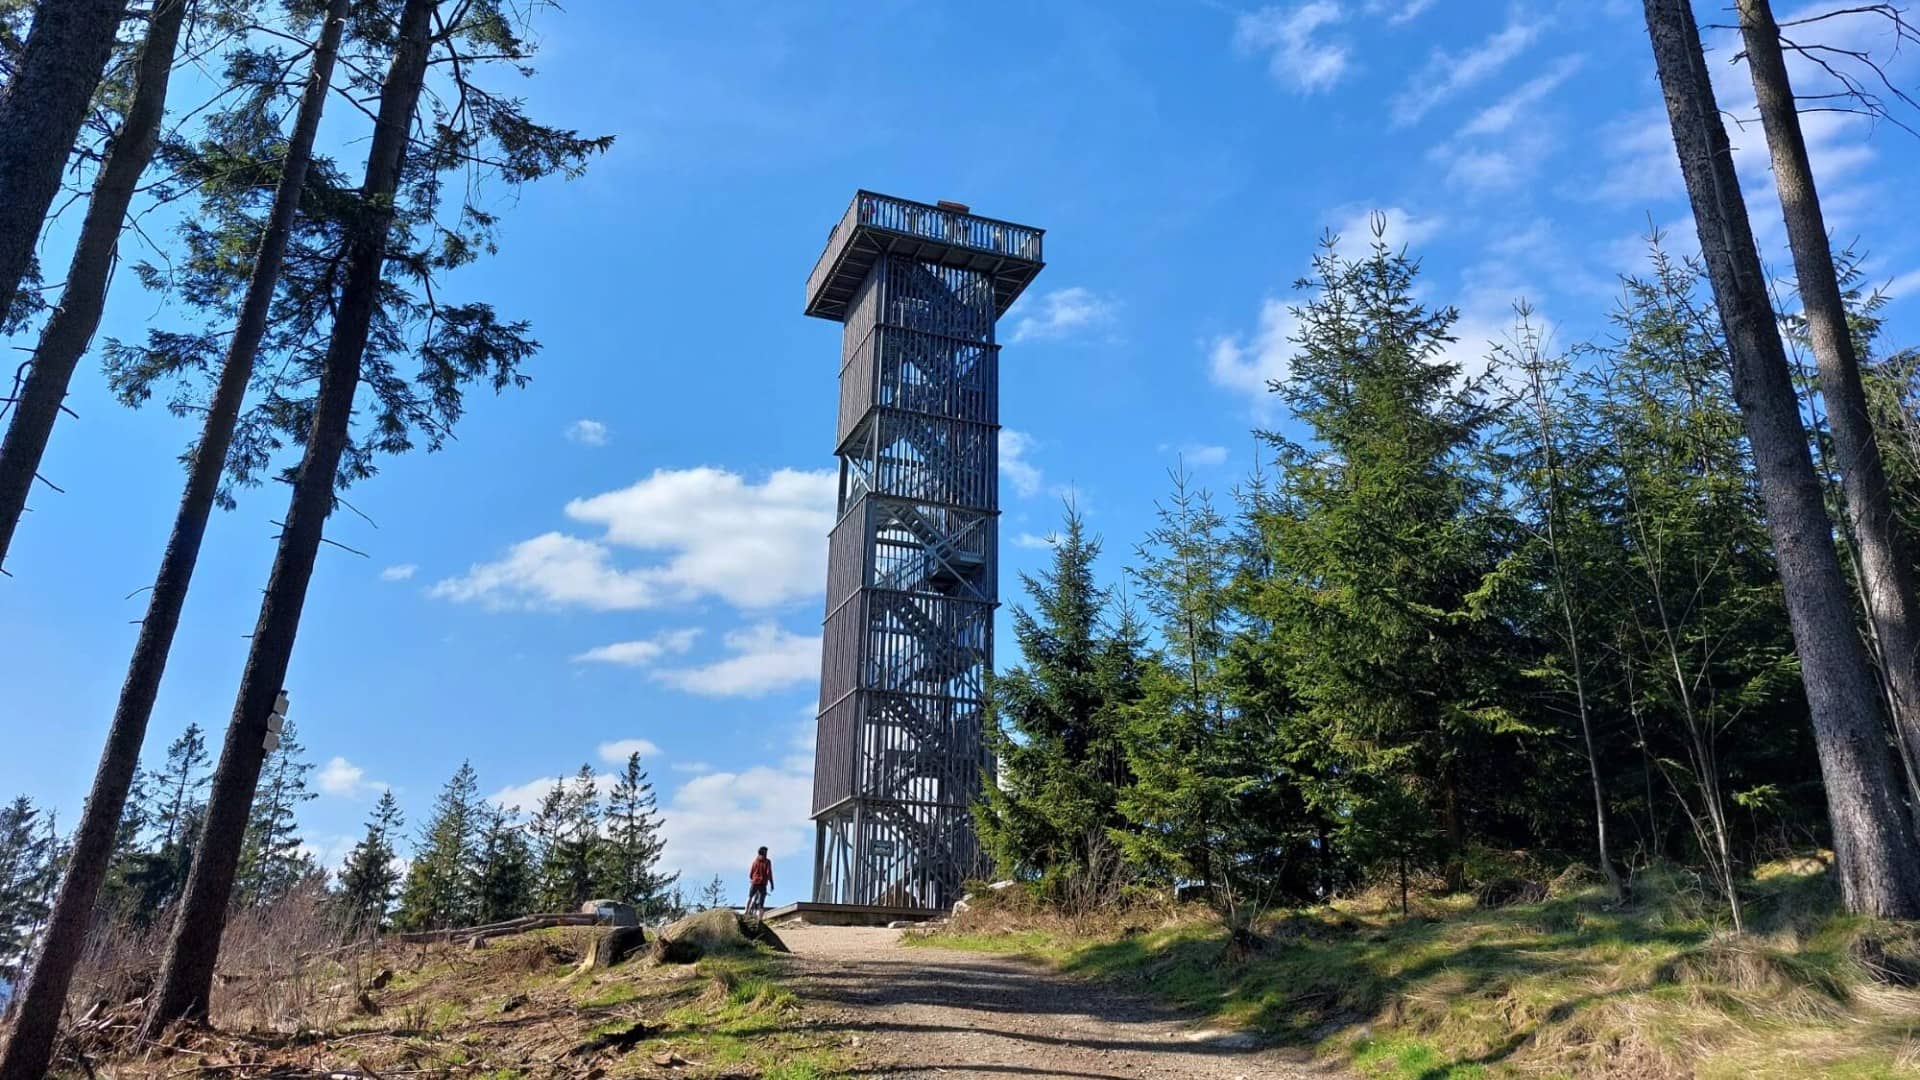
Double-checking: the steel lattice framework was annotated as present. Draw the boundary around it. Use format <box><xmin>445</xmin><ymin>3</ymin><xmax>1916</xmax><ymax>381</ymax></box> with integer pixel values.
<box><xmin>804</xmin><ymin>192</ymin><xmax>1044</xmax><ymax>909</ymax></box>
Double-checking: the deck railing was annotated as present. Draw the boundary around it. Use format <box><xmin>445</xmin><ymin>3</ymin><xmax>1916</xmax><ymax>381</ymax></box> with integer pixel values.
<box><xmin>807</xmin><ymin>192</ymin><xmax>1043</xmax><ymax>310</ymax></box>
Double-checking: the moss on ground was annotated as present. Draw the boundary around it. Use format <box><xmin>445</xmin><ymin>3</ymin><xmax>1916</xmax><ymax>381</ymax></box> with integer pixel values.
<box><xmin>914</xmin><ymin>860</ymin><xmax>1920</xmax><ymax>1078</ymax></box>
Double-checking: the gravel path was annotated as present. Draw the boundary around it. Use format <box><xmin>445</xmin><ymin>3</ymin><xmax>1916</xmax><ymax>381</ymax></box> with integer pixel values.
<box><xmin>777</xmin><ymin>924</ymin><xmax>1336</xmax><ymax>1079</ymax></box>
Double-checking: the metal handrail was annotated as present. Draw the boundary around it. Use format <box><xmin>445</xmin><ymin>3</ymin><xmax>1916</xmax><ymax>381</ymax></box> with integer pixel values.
<box><xmin>806</xmin><ymin>191</ymin><xmax>1044</xmax><ymax>309</ymax></box>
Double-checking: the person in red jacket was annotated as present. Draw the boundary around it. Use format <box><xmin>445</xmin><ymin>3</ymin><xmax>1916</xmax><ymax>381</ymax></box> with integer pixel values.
<box><xmin>746</xmin><ymin>846</ymin><xmax>774</xmax><ymax>920</ymax></box>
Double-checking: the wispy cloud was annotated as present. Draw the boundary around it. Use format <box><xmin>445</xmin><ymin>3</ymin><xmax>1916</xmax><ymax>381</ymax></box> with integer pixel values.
<box><xmin>566</xmin><ymin>419</ymin><xmax>610</xmax><ymax>447</ymax></box>
<box><xmin>1009</xmin><ymin>287</ymin><xmax>1117</xmax><ymax>344</ymax></box>
<box><xmin>1178</xmin><ymin>443</ymin><xmax>1231</xmax><ymax>467</ymax></box>
<box><xmin>1235</xmin><ymin>2</ymin><xmax>1352</xmax><ymax>93</ymax></box>
<box><xmin>1000</xmin><ymin>429</ymin><xmax>1043</xmax><ymax>498</ymax></box>
<box><xmin>597</xmin><ymin>738</ymin><xmax>664</xmax><ymax>763</ymax></box>
<box><xmin>1330</xmin><ymin>205</ymin><xmax>1446</xmax><ymax>259</ymax></box>
<box><xmin>1884</xmin><ymin>269</ymin><xmax>1920</xmax><ymax>303</ymax></box>
<box><xmin>379</xmin><ymin>564</ymin><xmax>417</xmax><ymax>582</ymax></box>
<box><xmin>1390</xmin><ymin>14</ymin><xmax>1542</xmax><ymax>127</ymax></box>
<box><xmin>1366</xmin><ymin>0</ymin><xmax>1435</xmax><ymax>25</ymax></box>
<box><xmin>572</xmin><ymin>628</ymin><xmax>702</xmax><ymax>667</ymax></box>
<box><xmin>1012</xmin><ymin>532</ymin><xmax>1057</xmax><ymax>550</ymax></box>
<box><xmin>1209</xmin><ymin>296</ymin><xmax>1300</xmax><ymax>415</ymax></box>
<box><xmin>1457</xmin><ymin>64</ymin><xmax>1580</xmax><ymax>138</ymax></box>
<box><xmin>652</xmin><ymin>623</ymin><xmax>819</xmax><ymax>698</ymax></box>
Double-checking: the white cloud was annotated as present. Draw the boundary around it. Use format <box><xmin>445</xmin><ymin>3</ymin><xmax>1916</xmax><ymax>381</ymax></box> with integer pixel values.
<box><xmin>379</xmin><ymin>563</ymin><xmax>417</xmax><ymax>582</ymax></box>
<box><xmin>566</xmin><ymin>419</ymin><xmax>610</xmax><ymax>446</ymax></box>
<box><xmin>431</xmin><ymin>532</ymin><xmax>663</xmax><ymax>611</ymax></box>
<box><xmin>1431</xmin><ymin>129</ymin><xmax>1556</xmax><ymax>193</ymax></box>
<box><xmin>1390</xmin><ymin>15</ymin><xmax>1542</xmax><ymax>127</ymax></box>
<box><xmin>1367</xmin><ymin>0</ymin><xmax>1434</xmax><ymax>25</ymax></box>
<box><xmin>1235</xmin><ymin>2</ymin><xmax>1352</xmax><ymax>93</ymax></box>
<box><xmin>652</xmin><ymin>623</ymin><xmax>819</xmax><ymax>698</ymax></box>
<box><xmin>489</xmin><ymin>772</ymin><xmax>618</xmax><ymax>814</ymax></box>
<box><xmin>1012</xmin><ymin>531</ymin><xmax>1057</xmax><ymax>550</ymax></box>
<box><xmin>1331</xmin><ymin>206</ymin><xmax>1445</xmax><ymax>258</ymax></box>
<box><xmin>671</xmin><ymin>761</ymin><xmax>715</xmax><ymax>775</ymax></box>
<box><xmin>1592</xmin><ymin>107</ymin><xmax>1681</xmax><ymax>204</ymax></box>
<box><xmin>657</xmin><ymin>763</ymin><xmax>812</xmax><ymax>893</ymax></box>
<box><xmin>597</xmin><ymin>738</ymin><xmax>664</xmax><ymax>764</ymax></box>
<box><xmin>572</xmin><ymin>628</ymin><xmax>701</xmax><ymax>667</ymax></box>
<box><xmin>431</xmin><ymin>468</ymin><xmax>835</xmax><ymax>613</ymax></box>
<box><xmin>1458</xmin><ymin>65</ymin><xmax>1579</xmax><ymax>138</ymax></box>
<box><xmin>657</xmin><ymin>718</ymin><xmax>818</xmax><ymax>887</ymax></box>
<box><xmin>300</xmin><ymin>833</ymin><xmax>362</xmax><ymax>871</ymax></box>
<box><xmin>1179</xmin><ymin>444</ymin><xmax>1231</xmax><ymax>467</ymax></box>
<box><xmin>318</xmin><ymin>756</ymin><xmax>383</xmax><ymax>798</ymax></box>
<box><xmin>1884</xmin><ymin>269</ymin><xmax>1920</xmax><ymax>303</ymax></box>
<box><xmin>999</xmin><ymin>429</ymin><xmax>1043</xmax><ymax>498</ymax></box>
<box><xmin>1209</xmin><ymin>296</ymin><xmax>1300</xmax><ymax>413</ymax></box>
<box><xmin>1008</xmin><ymin>287</ymin><xmax>1117</xmax><ymax>344</ymax></box>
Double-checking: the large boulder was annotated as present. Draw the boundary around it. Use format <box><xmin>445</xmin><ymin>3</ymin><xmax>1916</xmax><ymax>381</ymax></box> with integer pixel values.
<box><xmin>652</xmin><ymin>908</ymin><xmax>788</xmax><ymax>963</ymax></box>
<box><xmin>581</xmin><ymin>898</ymin><xmax>639</xmax><ymax>927</ymax></box>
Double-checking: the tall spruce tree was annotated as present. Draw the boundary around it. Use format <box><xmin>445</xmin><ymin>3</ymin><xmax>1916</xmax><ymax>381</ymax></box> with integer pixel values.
<box><xmin>337</xmin><ymin>790</ymin><xmax>403</xmax><ymax>935</ymax></box>
<box><xmin>1734</xmin><ymin>0</ymin><xmax>1920</xmax><ymax>779</ymax></box>
<box><xmin>0</xmin><ymin>0</ymin><xmax>130</xmax><ymax>323</ymax></box>
<box><xmin>0</xmin><ymin>0</ymin><xmax>191</xmax><ymax>568</ymax></box>
<box><xmin>976</xmin><ymin>507</ymin><xmax>1141</xmax><ymax>892</ymax></box>
<box><xmin>234</xmin><ymin>719</ymin><xmax>317</xmax><ymax>907</ymax></box>
<box><xmin>1489</xmin><ymin>307</ymin><xmax>1626</xmax><ymax>899</ymax></box>
<box><xmin>0</xmin><ymin>797</ymin><xmax>55</xmax><ymax>986</ymax></box>
<box><xmin>472</xmin><ymin>803</ymin><xmax>534</xmax><ymax>923</ymax></box>
<box><xmin>146</xmin><ymin>0</ymin><xmax>610</xmax><ymax>1028</ymax></box>
<box><xmin>601</xmin><ymin>752</ymin><xmax>675</xmax><ymax>918</ymax></box>
<box><xmin>9</xmin><ymin>7</ymin><xmax>354</xmax><ymax>1065</ymax></box>
<box><xmin>1642</xmin><ymin>0</ymin><xmax>1920</xmax><ymax>918</ymax></box>
<box><xmin>1248</xmin><ymin>230</ymin><xmax>1525</xmax><ymax>894</ymax></box>
<box><xmin>395</xmin><ymin>762</ymin><xmax>480</xmax><ymax>931</ymax></box>
<box><xmin>536</xmin><ymin>765</ymin><xmax>603</xmax><ymax>911</ymax></box>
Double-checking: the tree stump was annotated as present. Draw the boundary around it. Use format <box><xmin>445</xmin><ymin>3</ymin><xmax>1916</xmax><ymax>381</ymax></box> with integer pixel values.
<box><xmin>581</xmin><ymin>924</ymin><xmax>648</xmax><ymax>970</ymax></box>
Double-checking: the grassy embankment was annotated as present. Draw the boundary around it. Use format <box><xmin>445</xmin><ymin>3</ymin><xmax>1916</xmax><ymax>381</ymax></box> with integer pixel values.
<box><xmin>72</xmin><ymin>925</ymin><xmax>847</xmax><ymax>1079</ymax></box>
<box><xmin>913</xmin><ymin>859</ymin><xmax>1920</xmax><ymax>1079</ymax></box>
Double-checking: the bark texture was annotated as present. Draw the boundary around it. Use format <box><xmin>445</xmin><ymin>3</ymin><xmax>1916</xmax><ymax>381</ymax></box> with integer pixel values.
<box><xmin>0</xmin><ymin>0</ymin><xmax>187</xmax><ymax>572</ymax></box>
<box><xmin>1643</xmin><ymin>0</ymin><xmax>1920</xmax><ymax>917</ymax></box>
<box><xmin>1735</xmin><ymin>0</ymin><xmax>1920</xmax><ymax>780</ymax></box>
<box><xmin>0</xmin><ymin>4</ymin><xmax>350</xmax><ymax>1075</ymax></box>
<box><xmin>0</xmin><ymin>0</ymin><xmax>131</xmax><ymax>322</ymax></box>
<box><xmin>143</xmin><ymin>0</ymin><xmax>436</xmax><ymax>1033</ymax></box>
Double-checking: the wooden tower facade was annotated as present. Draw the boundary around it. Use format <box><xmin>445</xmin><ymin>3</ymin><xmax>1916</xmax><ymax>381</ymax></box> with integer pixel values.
<box><xmin>804</xmin><ymin>191</ymin><xmax>1044</xmax><ymax>908</ymax></box>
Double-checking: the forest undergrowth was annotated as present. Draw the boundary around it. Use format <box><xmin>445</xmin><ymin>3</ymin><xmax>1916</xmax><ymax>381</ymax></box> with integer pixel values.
<box><xmin>45</xmin><ymin>912</ymin><xmax>842</xmax><ymax>1080</ymax></box>
<box><xmin>916</xmin><ymin>857</ymin><xmax>1920</xmax><ymax>1079</ymax></box>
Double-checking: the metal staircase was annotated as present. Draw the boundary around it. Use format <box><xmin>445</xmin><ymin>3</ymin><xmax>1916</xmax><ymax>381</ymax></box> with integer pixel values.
<box><xmin>804</xmin><ymin>192</ymin><xmax>1042</xmax><ymax>910</ymax></box>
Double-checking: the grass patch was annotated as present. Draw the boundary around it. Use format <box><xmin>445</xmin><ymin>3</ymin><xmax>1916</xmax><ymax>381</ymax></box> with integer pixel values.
<box><xmin>80</xmin><ymin>932</ymin><xmax>851</xmax><ymax>1080</ymax></box>
<box><xmin>914</xmin><ymin>859</ymin><xmax>1920</xmax><ymax>1078</ymax></box>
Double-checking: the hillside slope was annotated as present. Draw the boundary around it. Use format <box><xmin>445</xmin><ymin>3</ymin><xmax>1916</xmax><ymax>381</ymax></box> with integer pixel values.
<box><xmin>915</xmin><ymin>861</ymin><xmax>1920</xmax><ymax>1079</ymax></box>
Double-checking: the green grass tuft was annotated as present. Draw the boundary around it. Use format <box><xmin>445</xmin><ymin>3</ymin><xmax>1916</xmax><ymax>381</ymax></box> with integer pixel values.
<box><xmin>915</xmin><ymin>859</ymin><xmax>1920</xmax><ymax>1078</ymax></box>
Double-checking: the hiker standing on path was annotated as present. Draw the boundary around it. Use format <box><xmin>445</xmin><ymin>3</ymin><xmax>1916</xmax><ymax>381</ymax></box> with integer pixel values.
<box><xmin>747</xmin><ymin>846</ymin><xmax>774</xmax><ymax>920</ymax></box>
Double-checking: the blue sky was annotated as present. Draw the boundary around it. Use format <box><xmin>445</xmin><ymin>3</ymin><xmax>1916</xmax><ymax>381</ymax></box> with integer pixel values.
<box><xmin>5</xmin><ymin>0</ymin><xmax>1920</xmax><ymax>894</ymax></box>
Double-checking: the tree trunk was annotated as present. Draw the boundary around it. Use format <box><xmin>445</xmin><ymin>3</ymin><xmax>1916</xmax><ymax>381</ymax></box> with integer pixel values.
<box><xmin>1528</xmin><ymin>358</ymin><xmax>1625</xmax><ymax>900</ymax></box>
<box><xmin>1642</xmin><ymin>0</ymin><xmax>1920</xmax><ymax>917</ymax></box>
<box><xmin>0</xmin><ymin>0</ymin><xmax>187</xmax><ymax>572</ymax></box>
<box><xmin>0</xmin><ymin>0</ymin><xmax>130</xmax><ymax>323</ymax></box>
<box><xmin>1736</xmin><ymin>0</ymin><xmax>1920</xmax><ymax>781</ymax></box>
<box><xmin>0</xmin><ymin>5</ymin><xmax>349</xmax><ymax>1074</ymax></box>
<box><xmin>142</xmin><ymin>0</ymin><xmax>435</xmax><ymax>1033</ymax></box>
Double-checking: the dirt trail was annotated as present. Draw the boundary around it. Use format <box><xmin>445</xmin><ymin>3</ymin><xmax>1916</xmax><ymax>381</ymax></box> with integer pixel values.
<box><xmin>777</xmin><ymin>924</ymin><xmax>1336</xmax><ymax>1079</ymax></box>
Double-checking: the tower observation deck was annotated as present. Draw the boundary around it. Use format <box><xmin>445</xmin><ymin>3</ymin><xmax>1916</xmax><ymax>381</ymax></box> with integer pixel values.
<box><xmin>805</xmin><ymin>191</ymin><xmax>1044</xmax><ymax>909</ymax></box>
